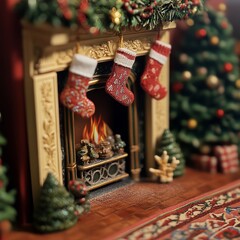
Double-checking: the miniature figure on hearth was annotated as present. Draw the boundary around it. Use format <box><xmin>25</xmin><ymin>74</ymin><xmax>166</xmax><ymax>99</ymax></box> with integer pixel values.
<box><xmin>149</xmin><ymin>151</ymin><xmax>180</xmax><ymax>183</ymax></box>
<box><xmin>98</xmin><ymin>140</ymin><xmax>114</xmax><ymax>159</ymax></box>
<box><xmin>113</xmin><ymin>134</ymin><xmax>126</xmax><ymax>154</ymax></box>
<box><xmin>33</xmin><ymin>173</ymin><xmax>77</xmax><ymax>233</ymax></box>
<box><xmin>68</xmin><ymin>179</ymin><xmax>90</xmax><ymax>218</ymax></box>
<box><xmin>76</xmin><ymin>139</ymin><xmax>99</xmax><ymax>165</ymax></box>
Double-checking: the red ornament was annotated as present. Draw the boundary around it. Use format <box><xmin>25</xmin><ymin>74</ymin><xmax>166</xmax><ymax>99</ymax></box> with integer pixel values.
<box><xmin>216</xmin><ymin>109</ymin><xmax>225</xmax><ymax>118</ymax></box>
<box><xmin>0</xmin><ymin>180</ymin><xmax>3</xmax><ymax>188</ymax></box>
<box><xmin>221</xmin><ymin>21</ymin><xmax>228</xmax><ymax>29</ymax></box>
<box><xmin>172</xmin><ymin>82</ymin><xmax>184</xmax><ymax>93</ymax></box>
<box><xmin>195</xmin><ymin>29</ymin><xmax>207</xmax><ymax>38</ymax></box>
<box><xmin>224</xmin><ymin>62</ymin><xmax>233</xmax><ymax>73</ymax></box>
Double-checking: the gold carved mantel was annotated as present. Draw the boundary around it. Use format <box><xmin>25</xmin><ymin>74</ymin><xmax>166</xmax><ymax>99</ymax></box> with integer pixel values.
<box><xmin>22</xmin><ymin>22</ymin><xmax>175</xmax><ymax>205</ymax></box>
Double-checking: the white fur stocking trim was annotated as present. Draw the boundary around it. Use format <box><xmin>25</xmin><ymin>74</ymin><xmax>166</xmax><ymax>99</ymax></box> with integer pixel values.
<box><xmin>149</xmin><ymin>49</ymin><xmax>168</xmax><ymax>65</ymax></box>
<box><xmin>114</xmin><ymin>48</ymin><xmax>136</xmax><ymax>68</ymax></box>
<box><xmin>70</xmin><ymin>54</ymin><xmax>98</xmax><ymax>78</ymax></box>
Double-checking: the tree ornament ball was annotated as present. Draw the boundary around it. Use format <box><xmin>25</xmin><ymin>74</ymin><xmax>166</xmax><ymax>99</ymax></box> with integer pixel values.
<box><xmin>218</xmin><ymin>86</ymin><xmax>225</xmax><ymax>94</ymax></box>
<box><xmin>196</xmin><ymin>29</ymin><xmax>207</xmax><ymax>38</ymax></box>
<box><xmin>221</xmin><ymin>21</ymin><xmax>228</xmax><ymax>29</ymax></box>
<box><xmin>224</xmin><ymin>63</ymin><xmax>233</xmax><ymax>73</ymax></box>
<box><xmin>109</xmin><ymin>7</ymin><xmax>122</xmax><ymax>25</ymax></box>
<box><xmin>197</xmin><ymin>67</ymin><xmax>207</xmax><ymax>76</ymax></box>
<box><xmin>206</xmin><ymin>75</ymin><xmax>219</xmax><ymax>88</ymax></box>
<box><xmin>235</xmin><ymin>79</ymin><xmax>240</xmax><ymax>89</ymax></box>
<box><xmin>218</xmin><ymin>3</ymin><xmax>227</xmax><ymax>12</ymax></box>
<box><xmin>182</xmin><ymin>71</ymin><xmax>192</xmax><ymax>81</ymax></box>
<box><xmin>188</xmin><ymin>118</ymin><xmax>198</xmax><ymax>129</ymax></box>
<box><xmin>210</xmin><ymin>36</ymin><xmax>219</xmax><ymax>45</ymax></box>
<box><xmin>179</xmin><ymin>53</ymin><xmax>188</xmax><ymax>63</ymax></box>
<box><xmin>216</xmin><ymin>109</ymin><xmax>225</xmax><ymax>118</ymax></box>
<box><xmin>172</xmin><ymin>82</ymin><xmax>184</xmax><ymax>93</ymax></box>
<box><xmin>200</xmin><ymin>145</ymin><xmax>211</xmax><ymax>154</ymax></box>
<box><xmin>186</xmin><ymin>19</ymin><xmax>194</xmax><ymax>26</ymax></box>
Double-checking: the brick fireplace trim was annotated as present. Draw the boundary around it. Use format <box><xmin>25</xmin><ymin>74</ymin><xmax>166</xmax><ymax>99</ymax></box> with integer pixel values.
<box><xmin>22</xmin><ymin>22</ymin><xmax>175</xmax><ymax>205</ymax></box>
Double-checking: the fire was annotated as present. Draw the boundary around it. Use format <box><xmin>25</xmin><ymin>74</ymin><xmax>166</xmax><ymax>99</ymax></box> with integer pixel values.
<box><xmin>82</xmin><ymin>116</ymin><xmax>108</xmax><ymax>144</ymax></box>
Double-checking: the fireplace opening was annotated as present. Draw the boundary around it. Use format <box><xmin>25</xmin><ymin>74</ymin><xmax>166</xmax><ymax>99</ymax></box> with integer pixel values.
<box><xmin>58</xmin><ymin>57</ymin><xmax>147</xmax><ymax>191</ymax></box>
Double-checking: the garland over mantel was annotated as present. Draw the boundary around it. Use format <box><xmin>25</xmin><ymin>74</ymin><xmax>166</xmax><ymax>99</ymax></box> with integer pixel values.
<box><xmin>16</xmin><ymin>0</ymin><xmax>205</xmax><ymax>33</ymax></box>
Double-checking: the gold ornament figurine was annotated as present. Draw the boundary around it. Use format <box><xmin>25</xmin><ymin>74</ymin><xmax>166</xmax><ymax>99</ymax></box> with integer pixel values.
<box><xmin>149</xmin><ymin>151</ymin><xmax>180</xmax><ymax>183</ymax></box>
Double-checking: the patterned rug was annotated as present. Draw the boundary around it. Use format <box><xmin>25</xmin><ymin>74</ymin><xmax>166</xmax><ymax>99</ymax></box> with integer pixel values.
<box><xmin>111</xmin><ymin>180</ymin><xmax>240</xmax><ymax>240</ymax></box>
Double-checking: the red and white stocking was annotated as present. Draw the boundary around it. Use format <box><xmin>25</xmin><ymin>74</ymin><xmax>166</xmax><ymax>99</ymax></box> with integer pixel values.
<box><xmin>141</xmin><ymin>41</ymin><xmax>171</xmax><ymax>100</ymax></box>
<box><xmin>60</xmin><ymin>54</ymin><xmax>97</xmax><ymax>118</ymax></box>
<box><xmin>105</xmin><ymin>48</ymin><xmax>136</xmax><ymax>106</ymax></box>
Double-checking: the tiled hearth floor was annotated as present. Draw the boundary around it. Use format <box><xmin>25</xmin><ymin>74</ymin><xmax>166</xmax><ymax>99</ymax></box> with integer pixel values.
<box><xmin>9</xmin><ymin>168</ymin><xmax>240</xmax><ymax>240</ymax></box>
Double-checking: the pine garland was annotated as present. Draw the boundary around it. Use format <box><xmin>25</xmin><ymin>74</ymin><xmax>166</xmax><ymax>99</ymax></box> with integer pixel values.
<box><xmin>15</xmin><ymin>0</ymin><xmax>205</xmax><ymax>32</ymax></box>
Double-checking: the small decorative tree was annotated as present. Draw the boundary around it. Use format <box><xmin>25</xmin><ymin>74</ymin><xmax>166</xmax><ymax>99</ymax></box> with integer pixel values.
<box><xmin>33</xmin><ymin>173</ymin><xmax>78</xmax><ymax>233</ymax></box>
<box><xmin>156</xmin><ymin>129</ymin><xmax>185</xmax><ymax>177</ymax></box>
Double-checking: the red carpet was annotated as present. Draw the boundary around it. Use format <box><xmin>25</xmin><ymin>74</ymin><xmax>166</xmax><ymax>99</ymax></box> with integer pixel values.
<box><xmin>111</xmin><ymin>180</ymin><xmax>240</xmax><ymax>240</ymax></box>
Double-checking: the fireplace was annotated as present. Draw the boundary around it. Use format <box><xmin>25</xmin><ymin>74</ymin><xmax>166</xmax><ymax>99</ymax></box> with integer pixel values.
<box><xmin>61</xmin><ymin>68</ymin><xmax>143</xmax><ymax>190</ymax></box>
<box><xmin>22</xmin><ymin>23</ymin><xmax>175</xmax><ymax>204</ymax></box>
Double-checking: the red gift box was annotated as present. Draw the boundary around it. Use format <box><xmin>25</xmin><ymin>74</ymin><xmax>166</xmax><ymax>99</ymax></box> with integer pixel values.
<box><xmin>214</xmin><ymin>145</ymin><xmax>239</xmax><ymax>173</ymax></box>
<box><xmin>191</xmin><ymin>154</ymin><xmax>218</xmax><ymax>173</ymax></box>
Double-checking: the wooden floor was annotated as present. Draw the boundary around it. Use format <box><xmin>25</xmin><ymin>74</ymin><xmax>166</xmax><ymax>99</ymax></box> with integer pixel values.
<box><xmin>8</xmin><ymin>168</ymin><xmax>240</xmax><ymax>240</ymax></box>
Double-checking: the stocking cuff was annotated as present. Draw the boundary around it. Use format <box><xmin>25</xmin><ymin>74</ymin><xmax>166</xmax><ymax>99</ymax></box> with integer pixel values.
<box><xmin>149</xmin><ymin>48</ymin><xmax>169</xmax><ymax>65</ymax></box>
<box><xmin>114</xmin><ymin>48</ymin><xmax>136</xmax><ymax>68</ymax></box>
<box><xmin>70</xmin><ymin>54</ymin><xmax>98</xmax><ymax>78</ymax></box>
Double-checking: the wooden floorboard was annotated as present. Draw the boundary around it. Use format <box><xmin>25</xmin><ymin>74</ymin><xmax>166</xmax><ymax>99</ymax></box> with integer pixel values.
<box><xmin>7</xmin><ymin>168</ymin><xmax>240</xmax><ymax>240</ymax></box>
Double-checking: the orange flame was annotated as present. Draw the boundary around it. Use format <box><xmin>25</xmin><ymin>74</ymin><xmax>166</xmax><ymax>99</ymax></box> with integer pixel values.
<box><xmin>82</xmin><ymin>116</ymin><xmax>108</xmax><ymax>144</ymax></box>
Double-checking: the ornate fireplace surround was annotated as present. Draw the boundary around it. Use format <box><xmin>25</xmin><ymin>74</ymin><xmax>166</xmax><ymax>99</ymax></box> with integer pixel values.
<box><xmin>22</xmin><ymin>22</ymin><xmax>175</xmax><ymax>204</ymax></box>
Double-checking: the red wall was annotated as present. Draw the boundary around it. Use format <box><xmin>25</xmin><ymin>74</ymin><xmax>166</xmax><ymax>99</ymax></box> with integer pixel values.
<box><xmin>0</xmin><ymin>0</ymin><xmax>31</xmax><ymax>225</ymax></box>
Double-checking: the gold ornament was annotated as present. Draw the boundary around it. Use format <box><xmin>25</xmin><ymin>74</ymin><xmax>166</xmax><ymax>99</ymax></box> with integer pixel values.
<box><xmin>182</xmin><ymin>71</ymin><xmax>192</xmax><ymax>81</ymax></box>
<box><xmin>109</xmin><ymin>8</ymin><xmax>121</xmax><ymax>25</ymax></box>
<box><xmin>186</xmin><ymin>19</ymin><xmax>194</xmax><ymax>26</ymax></box>
<box><xmin>218</xmin><ymin>86</ymin><xmax>225</xmax><ymax>94</ymax></box>
<box><xmin>200</xmin><ymin>145</ymin><xmax>211</xmax><ymax>154</ymax></box>
<box><xmin>210</xmin><ymin>36</ymin><xmax>219</xmax><ymax>45</ymax></box>
<box><xmin>188</xmin><ymin>119</ymin><xmax>198</xmax><ymax>129</ymax></box>
<box><xmin>197</xmin><ymin>67</ymin><xmax>207</xmax><ymax>76</ymax></box>
<box><xmin>192</xmin><ymin>6</ymin><xmax>198</xmax><ymax>14</ymax></box>
<box><xmin>233</xmin><ymin>91</ymin><xmax>240</xmax><ymax>100</ymax></box>
<box><xmin>206</xmin><ymin>75</ymin><xmax>220</xmax><ymax>88</ymax></box>
<box><xmin>218</xmin><ymin>3</ymin><xmax>227</xmax><ymax>12</ymax></box>
<box><xmin>179</xmin><ymin>53</ymin><xmax>188</xmax><ymax>63</ymax></box>
<box><xmin>235</xmin><ymin>79</ymin><xmax>240</xmax><ymax>89</ymax></box>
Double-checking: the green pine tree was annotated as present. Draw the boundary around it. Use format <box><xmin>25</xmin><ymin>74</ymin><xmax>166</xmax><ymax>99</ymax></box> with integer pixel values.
<box><xmin>170</xmin><ymin>8</ymin><xmax>240</xmax><ymax>157</ymax></box>
<box><xmin>156</xmin><ymin>129</ymin><xmax>185</xmax><ymax>177</ymax></box>
<box><xmin>33</xmin><ymin>173</ymin><xmax>77</xmax><ymax>233</ymax></box>
<box><xmin>0</xmin><ymin>163</ymin><xmax>16</xmax><ymax>222</ymax></box>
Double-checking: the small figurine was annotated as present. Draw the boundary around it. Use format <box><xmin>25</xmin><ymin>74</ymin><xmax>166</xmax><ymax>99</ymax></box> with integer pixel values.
<box><xmin>98</xmin><ymin>140</ymin><xmax>114</xmax><ymax>159</ymax></box>
<box><xmin>68</xmin><ymin>180</ymin><xmax>90</xmax><ymax>218</ymax></box>
<box><xmin>149</xmin><ymin>151</ymin><xmax>180</xmax><ymax>183</ymax></box>
<box><xmin>76</xmin><ymin>139</ymin><xmax>99</xmax><ymax>165</ymax></box>
<box><xmin>113</xmin><ymin>134</ymin><xmax>126</xmax><ymax>154</ymax></box>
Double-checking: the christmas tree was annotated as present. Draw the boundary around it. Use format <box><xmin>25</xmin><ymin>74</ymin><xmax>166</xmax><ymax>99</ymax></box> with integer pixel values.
<box><xmin>33</xmin><ymin>173</ymin><xmax>77</xmax><ymax>233</ymax></box>
<box><xmin>156</xmin><ymin>129</ymin><xmax>185</xmax><ymax>177</ymax></box>
<box><xmin>170</xmin><ymin>7</ymin><xmax>240</xmax><ymax>158</ymax></box>
<box><xmin>0</xmin><ymin>160</ymin><xmax>16</xmax><ymax>223</ymax></box>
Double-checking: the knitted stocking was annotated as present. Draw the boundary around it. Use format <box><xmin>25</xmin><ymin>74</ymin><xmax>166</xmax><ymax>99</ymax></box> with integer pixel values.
<box><xmin>105</xmin><ymin>48</ymin><xmax>136</xmax><ymax>106</ymax></box>
<box><xmin>141</xmin><ymin>41</ymin><xmax>171</xmax><ymax>100</ymax></box>
<box><xmin>60</xmin><ymin>54</ymin><xmax>97</xmax><ymax>118</ymax></box>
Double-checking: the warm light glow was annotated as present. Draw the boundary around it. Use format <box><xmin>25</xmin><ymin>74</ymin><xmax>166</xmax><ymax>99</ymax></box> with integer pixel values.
<box><xmin>82</xmin><ymin>116</ymin><xmax>108</xmax><ymax>144</ymax></box>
